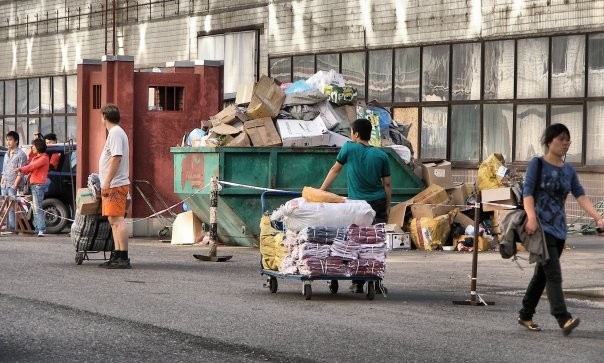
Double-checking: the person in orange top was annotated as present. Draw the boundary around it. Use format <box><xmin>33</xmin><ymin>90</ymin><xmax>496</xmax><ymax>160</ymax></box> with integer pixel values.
<box><xmin>44</xmin><ymin>133</ymin><xmax>61</xmax><ymax>170</ymax></box>
<box><xmin>16</xmin><ymin>139</ymin><xmax>50</xmax><ymax>237</ymax></box>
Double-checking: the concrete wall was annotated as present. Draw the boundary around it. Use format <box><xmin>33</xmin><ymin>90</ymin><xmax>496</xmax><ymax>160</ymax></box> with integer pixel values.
<box><xmin>1</xmin><ymin>1</ymin><xmax>603</xmax><ymax>79</ymax></box>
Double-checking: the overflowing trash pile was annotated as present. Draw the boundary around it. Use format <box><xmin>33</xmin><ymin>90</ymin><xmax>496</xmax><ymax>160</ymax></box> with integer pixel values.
<box><xmin>183</xmin><ymin>70</ymin><xmax>414</xmax><ymax>164</ymax></box>
<box><xmin>260</xmin><ymin>188</ymin><xmax>387</xmax><ymax>277</ymax></box>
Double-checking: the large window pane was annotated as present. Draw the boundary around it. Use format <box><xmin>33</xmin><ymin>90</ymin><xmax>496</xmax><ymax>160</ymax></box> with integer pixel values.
<box><xmin>316</xmin><ymin>53</ymin><xmax>339</xmax><ymax>72</ymax></box>
<box><xmin>515</xmin><ymin>104</ymin><xmax>546</xmax><ymax>161</ymax></box>
<box><xmin>28</xmin><ymin>78</ymin><xmax>40</xmax><ymax>114</ymax></box>
<box><xmin>551</xmin><ymin>105</ymin><xmax>583</xmax><ymax>163</ymax></box>
<box><xmin>394</xmin><ymin>47</ymin><xmax>420</xmax><ymax>102</ymax></box>
<box><xmin>368</xmin><ymin>49</ymin><xmax>393</xmax><ymax>103</ymax></box>
<box><xmin>5</xmin><ymin>80</ymin><xmax>15</xmax><ymax>115</ymax></box>
<box><xmin>484</xmin><ymin>40</ymin><xmax>514</xmax><ymax>100</ymax></box>
<box><xmin>269</xmin><ymin>57</ymin><xmax>291</xmax><ymax>83</ymax></box>
<box><xmin>40</xmin><ymin>78</ymin><xmax>51</xmax><ymax>114</ymax></box>
<box><xmin>588</xmin><ymin>33</ymin><xmax>604</xmax><ymax>97</ymax></box>
<box><xmin>28</xmin><ymin>118</ymin><xmax>40</xmax><ymax>143</ymax></box>
<box><xmin>452</xmin><ymin>43</ymin><xmax>481</xmax><ymax>100</ymax></box>
<box><xmin>53</xmin><ymin>116</ymin><xmax>66</xmax><ymax>142</ymax></box>
<box><xmin>0</xmin><ymin>81</ymin><xmax>4</xmax><ymax>115</ymax></box>
<box><xmin>16</xmin><ymin>117</ymin><xmax>27</xmax><ymax>145</ymax></box>
<box><xmin>421</xmin><ymin>107</ymin><xmax>447</xmax><ymax>159</ymax></box>
<box><xmin>53</xmin><ymin>76</ymin><xmax>65</xmax><ymax>113</ymax></box>
<box><xmin>517</xmin><ymin>38</ymin><xmax>549</xmax><ymax>99</ymax></box>
<box><xmin>4</xmin><ymin>117</ymin><xmax>15</xmax><ymax>134</ymax></box>
<box><xmin>451</xmin><ymin>104</ymin><xmax>480</xmax><ymax>162</ymax></box>
<box><xmin>67</xmin><ymin>115</ymin><xmax>77</xmax><ymax>142</ymax></box>
<box><xmin>392</xmin><ymin>107</ymin><xmax>418</xmax><ymax>157</ymax></box>
<box><xmin>66</xmin><ymin>75</ymin><xmax>77</xmax><ymax>113</ymax></box>
<box><xmin>341</xmin><ymin>52</ymin><xmax>366</xmax><ymax>100</ymax></box>
<box><xmin>40</xmin><ymin>116</ymin><xmax>52</xmax><ymax>137</ymax></box>
<box><xmin>17</xmin><ymin>79</ymin><xmax>28</xmax><ymax>115</ymax></box>
<box><xmin>293</xmin><ymin>55</ymin><xmax>314</xmax><ymax>81</ymax></box>
<box><xmin>422</xmin><ymin>45</ymin><xmax>449</xmax><ymax>101</ymax></box>
<box><xmin>551</xmin><ymin>36</ymin><xmax>585</xmax><ymax>98</ymax></box>
<box><xmin>483</xmin><ymin>104</ymin><xmax>513</xmax><ymax>162</ymax></box>
<box><xmin>586</xmin><ymin>102</ymin><xmax>604</xmax><ymax>165</ymax></box>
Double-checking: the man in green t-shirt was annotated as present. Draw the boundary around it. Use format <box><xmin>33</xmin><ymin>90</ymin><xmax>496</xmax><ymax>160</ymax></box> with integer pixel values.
<box><xmin>320</xmin><ymin>118</ymin><xmax>391</xmax><ymax>293</ymax></box>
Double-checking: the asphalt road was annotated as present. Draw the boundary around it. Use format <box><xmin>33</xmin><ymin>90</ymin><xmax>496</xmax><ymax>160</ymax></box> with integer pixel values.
<box><xmin>1</xmin><ymin>233</ymin><xmax>603</xmax><ymax>362</ymax></box>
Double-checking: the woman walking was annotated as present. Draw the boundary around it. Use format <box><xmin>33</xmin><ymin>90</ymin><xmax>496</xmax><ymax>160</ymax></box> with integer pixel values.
<box><xmin>16</xmin><ymin>139</ymin><xmax>49</xmax><ymax>237</ymax></box>
<box><xmin>519</xmin><ymin>123</ymin><xmax>604</xmax><ymax>335</ymax></box>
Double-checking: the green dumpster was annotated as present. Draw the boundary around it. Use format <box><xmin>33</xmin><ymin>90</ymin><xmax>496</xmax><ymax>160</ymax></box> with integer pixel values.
<box><xmin>171</xmin><ymin>146</ymin><xmax>425</xmax><ymax>246</ymax></box>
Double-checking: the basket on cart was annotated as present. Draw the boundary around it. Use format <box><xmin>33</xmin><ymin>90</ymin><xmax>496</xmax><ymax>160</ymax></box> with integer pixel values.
<box><xmin>133</xmin><ymin>179</ymin><xmax>177</xmax><ymax>239</ymax></box>
<box><xmin>259</xmin><ymin>190</ymin><xmax>386</xmax><ymax>300</ymax></box>
<box><xmin>71</xmin><ymin>210</ymin><xmax>114</xmax><ymax>265</ymax></box>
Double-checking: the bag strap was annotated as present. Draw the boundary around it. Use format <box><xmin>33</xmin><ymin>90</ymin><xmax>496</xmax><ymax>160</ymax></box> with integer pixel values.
<box><xmin>534</xmin><ymin>157</ymin><xmax>543</xmax><ymax>195</ymax></box>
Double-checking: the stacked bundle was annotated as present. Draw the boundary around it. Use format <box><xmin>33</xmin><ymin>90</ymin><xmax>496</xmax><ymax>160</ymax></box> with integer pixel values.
<box><xmin>298</xmin><ymin>242</ymin><xmax>331</xmax><ymax>259</ymax></box>
<box><xmin>278</xmin><ymin>230</ymin><xmax>300</xmax><ymax>274</ymax></box>
<box><xmin>324</xmin><ymin>256</ymin><xmax>347</xmax><ymax>276</ymax></box>
<box><xmin>298</xmin><ymin>258</ymin><xmax>326</xmax><ymax>276</ymax></box>
<box><xmin>330</xmin><ymin>238</ymin><xmax>359</xmax><ymax>260</ymax></box>
<box><xmin>346</xmin><ymin>223</ymin><xmax>387</xmax><ymax>277</ymax></box>
<box><xmin>298</xmin><ymin>226</ymin><xmax>347</xmax><ymax>244</ymax></box>
<box><xmin>347</xmin><ymin>259</ymin><xmax>386</xmax><ymax>278</ymax></box>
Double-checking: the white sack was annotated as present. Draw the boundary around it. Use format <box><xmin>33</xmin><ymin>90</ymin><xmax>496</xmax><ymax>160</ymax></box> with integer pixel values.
<box><xmin>271</xmin><ymin>197</ymin><xmax>376</xmax><ymax>231</ymax></box>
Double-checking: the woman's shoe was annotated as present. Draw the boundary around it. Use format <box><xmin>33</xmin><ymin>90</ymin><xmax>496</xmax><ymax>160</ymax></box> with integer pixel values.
<box><xmin>561</xmin><ymin>318</ymin><xmax>580</xmax><ymax>336</ymax></box>
<box><xmin>518</xmin><ymin>318</ymin><xmax>542</xmax><ymax>331</ymax></box>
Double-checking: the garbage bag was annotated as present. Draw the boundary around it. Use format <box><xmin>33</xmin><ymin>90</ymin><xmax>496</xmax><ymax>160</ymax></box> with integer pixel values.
<box><xmin>259</xmin><ymin>215</ymin><xmax>286</xmax><ymax>270</ymax></box>
<box><xmin>284</xmin><ymin>79</ymin><xmax>314</xmax><ymax>94</ymax></box>
<box><xmin>270</xmin><ymin>197</ymin><xmax>375</xmax><ymax>232</ymax></box>
<box><xmin>306</xmin><ymin>69</ymin><xmax>346</xmax><ymax>93</ymax></box>
<box><xmin>408</xmin><ymin>209</ymin><xmax>457</xmax><ymax>250</ymax></box>
<box><xmin>283</xmin><ymin>89</ymin><xmax>328</xmax><ymax>106</ymax></box>
<box><xmin>477</xmin><ymin>153</ymin><xmax>509</xmax><ymax>190</ymax></box>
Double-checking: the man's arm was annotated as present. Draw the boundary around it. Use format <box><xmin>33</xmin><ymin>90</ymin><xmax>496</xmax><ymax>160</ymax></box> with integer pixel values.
<box><xmin>382</xmin><ymin>175</ymin><xmax>391</xmax><ymax>217</ymax></box>
<box><xmin>101</xmin><ymin>155</ymin><xmax>122</xmax><ymax>196</ymax></box>
<box><xmin>320</xmin><ymin>161</ymin><xmax>343</xmax><ymax>191</ymax></box>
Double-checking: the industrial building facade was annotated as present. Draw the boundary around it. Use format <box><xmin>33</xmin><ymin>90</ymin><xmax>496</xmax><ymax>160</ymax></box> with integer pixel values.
<box><xmin>0</xmin><ymin>1</ymin><xmax>603</xmax><ymax>212</ymax></box>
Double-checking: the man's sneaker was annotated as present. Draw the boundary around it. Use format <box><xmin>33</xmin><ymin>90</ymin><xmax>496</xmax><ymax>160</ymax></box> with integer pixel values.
<box><xmin>98</xmin><ymin>252</ymin><xmax>118</xmax><ymax>267</ymax></box>
<box><xmin>106</xmin><ymin>258</ymin><xmax>131</xmax><ymax>269</ymax></box>
<box><xmin>37</xmin><ymin>231</ymin><xmax>44</xmax><ymax>237</ymax></box>
<box><xmin>562</xmin><ymin>318</ymin><xmax>580</xmax><ymax>336</ymax></box>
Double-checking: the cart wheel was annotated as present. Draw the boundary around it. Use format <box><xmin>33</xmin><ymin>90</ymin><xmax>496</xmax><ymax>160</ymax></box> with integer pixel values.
<box><xmin>328</xmin><ymin>280</ymin><xmax>339</xmax><ymax>294</ymax></box>
<box><xmin>366</xmin><ymin>281</ymin><xmax>375</xmax><ymax>300</ymax></box>
<box><xmin>269</xmin><ymin>276</ymin><xmax>278</xmax><ymax>293</ymax></box>
<box><xmin>75</xmin><ymin>252</ymin><xmax>84</xmax><ymax>265</ymax></box>
<box><xmin>303</xmin><ymin>283</ymin><xmax>312</xmax><ymax>300</ymax></box>
<box><xmin>158</xmin><ymin>227</ymin><xmax>171</xmax><ymax>239</ymax></box>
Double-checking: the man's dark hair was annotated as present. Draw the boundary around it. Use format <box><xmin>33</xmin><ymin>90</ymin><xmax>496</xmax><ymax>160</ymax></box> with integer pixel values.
<box><xmin>351</xmin><ymin>118</ymin><xmax>372</xmax><ymax>141</ymax></box>
<box><xmin>44</xmin><ymin>133</ymin><xmax>57</xmax><ymax>142</ymax></box>
<box><xmin>541</xmin><ymin>123</ymin><xmax>570</xmax><ymax>147</ymax></box>
<box><xmin>6</xmin><ymin>131</ymin><xmax>19</xmax><ymax>145</ymax></box>
<box><xmin>101</xmin><ymin>103</ymin><xmax>121</xmax><ymax>124</ymax></box>
<box><xmin>32</xmin><ymin>138</ymin><xmax>47</xmax><ymax>153</ymax></box>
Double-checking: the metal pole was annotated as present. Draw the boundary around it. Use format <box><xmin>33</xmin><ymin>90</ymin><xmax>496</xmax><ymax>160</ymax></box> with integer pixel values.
<box><xmin>208</xmin><ymin>176</ymin><xmax>218</xmax><ymax>258</ymax></box>
<box><xmin>469</xmin><ymin>192</ymin><xmax>481</xmax><ymax>305</ymax></box>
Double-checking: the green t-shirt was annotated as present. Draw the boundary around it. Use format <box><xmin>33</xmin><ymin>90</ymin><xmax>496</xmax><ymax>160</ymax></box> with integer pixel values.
<box><xmin>336</xmin><ymin>141</ymin><xmax>390</xmax><ymax>202</ymax></box>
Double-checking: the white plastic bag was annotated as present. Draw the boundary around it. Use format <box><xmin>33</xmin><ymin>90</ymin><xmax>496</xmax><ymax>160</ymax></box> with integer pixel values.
<box><xmin>306</xmin><ymin>69</ymin><xmax>346</xmax><ymax>94</ymax></box>
<box><xmin>270</xmin><ymin>197</ymin><xmax>376</xmax><ymax>232</ymax></box>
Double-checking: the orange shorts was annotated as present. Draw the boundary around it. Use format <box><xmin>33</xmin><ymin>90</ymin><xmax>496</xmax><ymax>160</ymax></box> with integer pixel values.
<box><xmin>101</xmin><ymin>185</ymin><xmax>129</xmax><ymax>217</ymax></box>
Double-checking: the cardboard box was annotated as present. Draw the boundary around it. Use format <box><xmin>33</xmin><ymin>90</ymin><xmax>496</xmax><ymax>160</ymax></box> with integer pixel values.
<box><xmin>326</xmin><ymin>130</ymin><xmax>351</xmax><ymax>147</ymax></box>
<box><xmin>454</xmin><ymin>234</ymin><xmax>490</xmax><ymax>251</ymax></box>
<box><xmin>76</xmin><ymin>187</ymin><xmax>99</xmax><ymax>215</ymax></box>
<box><xmin>246</xmin><ymin>75</ymin><xmax>285</xmax><ymax>119</ymax></box>
<box><xmin>171</xmin><ymin>211</ymin><xmax>203</xmax><ymax>245</ymax></box>
<box><xmin>225</xmin><ymin>132</ymin><xmax>251</xmax><ymax>147</ymax></box>
<box><xmin>388</xmin><ymin>200</ymin><xmax>413</xmax><ymax>229</ymax></box>
<box><xmin>481</xmin><ymin>187</ymin><xmax>517</xmax><ymax>211</ymax></box>
<box><xmin>317</xmin><ymin>101</ymin><xmax>346</xmax><ymax>129</ymax></box>
<box><xmin>413</xmin><ymin>184</ymin><xmax>450</xmax><ymax>205</ymax></box>
<box><xmin>421</xmin><ymin>161</ymin><xmax>452</xmax><ymax>188</ymax></box>
<box><xmin>454</xmin><ymin>212</ymin><xmax>475</xmax><ymax>229</ymax></box>
<box><xmin>244</xmin><ymin>117</ymin><xmax>282</xmax><ymax>147</ymax></box>
<box><xmin>210</xmin><ymin>105</ymin><xmax>248</xmax><ymax>126</ymax></box>
<box><xmin>235</xmin><ymin>83</ymin><xmax>254</xmax><ymax>105</ymax></box>
<box><xmin>276</xmin><ymin>119</ymin><xmax>329</xmax><ymax>147</ymax></box>
<box><xmin>446</xmin><ymin>183</ymin><xmax>469</xmax><ymax>209</ymax></box>
<box><xmin>411</xmin><ymin>203</ymin><xmax>455</xmax><ymax>219</ymax></box>
<box><xmin>386</xmin><ymin>232</ymin><xmax>411</xmax><ymax>250</ymax></box>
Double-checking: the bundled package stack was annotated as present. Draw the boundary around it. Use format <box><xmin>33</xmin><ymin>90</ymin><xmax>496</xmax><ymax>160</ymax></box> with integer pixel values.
<box><xmin>346</xmin><ymin>223</ymin><xmax>387</xmax><ymax>278</ymax></box>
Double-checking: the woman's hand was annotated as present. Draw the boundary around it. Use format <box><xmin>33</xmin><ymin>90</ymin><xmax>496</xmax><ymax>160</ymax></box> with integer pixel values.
<box><xmin>524</xmin><ymin>216</ymin><xmax>539</xmax><ymax>235</ymax></box>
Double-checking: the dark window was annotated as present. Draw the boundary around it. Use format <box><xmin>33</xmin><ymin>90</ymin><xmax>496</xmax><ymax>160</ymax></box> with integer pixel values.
<box><xmin>148</xmin><ymin>86</ymin><xmax>184</xmax><ymax>111</ymax></box>
<box><xmin>92</xmin><ymin>85</ymin><xmax>102</xmax><ymax>109</ymax></box>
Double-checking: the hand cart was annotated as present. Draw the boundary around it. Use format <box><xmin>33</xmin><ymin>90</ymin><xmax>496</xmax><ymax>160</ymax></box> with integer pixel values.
<box><xmin>261</xmin><ymin>269</ymin><xmax>383</xmax><ymax>300</ymax></box>
<box><xmin>133</xmin><ymin>179</ymin><xmax>177</xmax><ymax>239</ymax></box>
<box><xmin>259</xmin><ymin>190</ymin><xmax>385</xmax><ymax>300</ymax></box>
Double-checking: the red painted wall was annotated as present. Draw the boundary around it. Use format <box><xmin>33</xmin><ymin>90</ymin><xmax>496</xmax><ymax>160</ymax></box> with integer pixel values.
<box><xmin>77</xmin><ymin>57</ymin><xmax>223</xmax><ymax>219</ymax></box>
